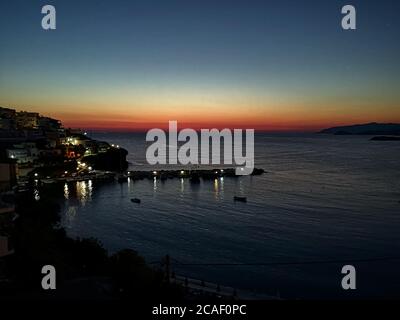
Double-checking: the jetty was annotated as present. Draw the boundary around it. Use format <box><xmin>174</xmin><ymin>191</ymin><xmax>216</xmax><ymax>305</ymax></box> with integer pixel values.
<box><xmin>125</xmin><ymin>167</ymin><xmax>265</xmax><ymax>181</ymax></box>
<box><xmin>16</xmin><ymin>168</ymin><xmax>265</xmax><ymax>192</ymax></box>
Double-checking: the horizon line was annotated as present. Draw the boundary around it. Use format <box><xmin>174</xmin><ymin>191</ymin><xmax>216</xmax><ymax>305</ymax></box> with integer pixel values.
<box><xmin>63</xmin><ymin>121</ymin><xmax>400</xmax><ymax>134</ymax></box>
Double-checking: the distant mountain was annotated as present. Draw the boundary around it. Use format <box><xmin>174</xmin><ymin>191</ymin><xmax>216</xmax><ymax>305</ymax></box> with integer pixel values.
<box><xmin>370</xmin><ymin>136</ymin><xmax>400</xmax><ymax>141</ymax></box>
<box><xmin>319</xmin><ymin>123</ymin><xmax>400</xmax><ymax>135</ymax></box>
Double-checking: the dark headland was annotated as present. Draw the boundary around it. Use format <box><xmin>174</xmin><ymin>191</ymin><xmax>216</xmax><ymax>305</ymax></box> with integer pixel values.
<box><xmin>370</xmin><ymin>136</ymin><xmax>400</xmax><ymax>141</ymax></box>
<box><xmin>319</xmin><ymin>122</ymin><xmax>400</xmax><ymax>136</ymax></box>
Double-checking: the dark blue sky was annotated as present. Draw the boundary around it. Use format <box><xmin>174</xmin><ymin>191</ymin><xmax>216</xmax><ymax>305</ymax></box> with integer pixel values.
<box><xmin>0</xmin><ymin>0</ymin><xmax>399</xmax><ymax>130</ymax></box>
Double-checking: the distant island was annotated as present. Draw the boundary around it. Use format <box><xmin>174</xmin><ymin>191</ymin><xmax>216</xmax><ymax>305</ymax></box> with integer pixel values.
<box><xmin>370</xmin><ymin>136</ymin><xmax>400</xmax><ymax>141</ymax></box>
<box><xmin>319</xmin><ymin>123</ymin><xmax>400</xmax><ymax>136</ymax></box>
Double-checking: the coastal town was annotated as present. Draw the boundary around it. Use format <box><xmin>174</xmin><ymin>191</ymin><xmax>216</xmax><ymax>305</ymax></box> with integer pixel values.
<box><xmin>0</xmin><ymin>106</ymin><xmax>128</xmax><ymax>179</ymax></box>
<box><xmin>0</xmin><ymin>106</ymin><xmax>129</xmax><ymax>270</ymax></box>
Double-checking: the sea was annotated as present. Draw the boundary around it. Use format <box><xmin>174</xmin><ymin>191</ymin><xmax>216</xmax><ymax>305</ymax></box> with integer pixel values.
<box><xmin>59</xmin><ymin>132</ymin><xmax>400</xmax><ymax>299</ymax></box>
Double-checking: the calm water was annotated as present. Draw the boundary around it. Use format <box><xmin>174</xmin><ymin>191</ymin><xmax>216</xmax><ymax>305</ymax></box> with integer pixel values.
<box><xmin>60</xmin><ymin>133</ymin><xmax>400</xmax><ymax>299</ymax></box>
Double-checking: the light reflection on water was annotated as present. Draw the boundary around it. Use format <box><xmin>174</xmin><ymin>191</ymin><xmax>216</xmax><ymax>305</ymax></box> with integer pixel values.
<box><xmin>213</xmin><ymin>178</ymin><xmax>225</xmax><ymax>200</ymax></box>
<box><xmin>63</xmin><ymin>180</ymin><xmax>93</xmax><ymax>223</ymax></box>
<box><xmin>180</xmin><ymin>178</ymin><xmax>184</xmax><ymax>194</ymax></box>
<box><xmin>153</xmin><ymin>177</ymin><xmax>157</xmax><ymax>192</ymax></box>
<box><xmin>64</xmin><ymin>183</ymin><xmax>69</xmax><ymax>200</ymax></box>
<box><xmin>59</xmin><ymin>133</ymin><xmax>400</xmax><ymax>298</ymax></box>
<box><xmin>34</xmin><ymin>189</ymin><xmax>40</xmax><ymax>201</ymax></box>
<box><xmin>213</xmin><ymin>179</ymin><xmax>218</xmax><ymax>200</ymax></box>
<box><xmin>76</xmin><ymin>180</ymin><xmax>93</xmax><ymax>205</ymax></box>
<box><xmin>33</xmin><ymin>180</ymin><xmax>40</xmax><ymax>201</ymax></box>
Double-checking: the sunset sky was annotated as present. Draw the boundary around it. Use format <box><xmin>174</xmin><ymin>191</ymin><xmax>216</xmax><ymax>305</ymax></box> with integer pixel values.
<box><xmin>0</xmin><ymin>0</ymin><xmax>399</xmax><ymax>131</ymax></box>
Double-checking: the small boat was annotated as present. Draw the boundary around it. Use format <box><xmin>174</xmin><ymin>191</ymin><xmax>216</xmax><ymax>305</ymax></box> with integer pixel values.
<box><xmin>131</xmin><ymin>198</ymin><xmax>141</xmax><ymax>204</ymax></box>
<box><xmin>234</xmin><ymin>196</ymin><xmax>247</xmax><ymax>203</ymax></box>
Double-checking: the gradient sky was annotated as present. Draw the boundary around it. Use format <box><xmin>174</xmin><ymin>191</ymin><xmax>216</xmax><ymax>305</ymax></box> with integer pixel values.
<box><xmin>0</xmin><ymin>0</ymin><xmax>399</xmax><ymax>131</ymax></box>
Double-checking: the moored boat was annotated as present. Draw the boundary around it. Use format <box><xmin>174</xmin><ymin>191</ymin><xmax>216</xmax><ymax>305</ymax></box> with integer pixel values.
<box><xmin>233</xmin><ymin>196</ymin><xmax>247</xmax><ymax>203</ymax></box>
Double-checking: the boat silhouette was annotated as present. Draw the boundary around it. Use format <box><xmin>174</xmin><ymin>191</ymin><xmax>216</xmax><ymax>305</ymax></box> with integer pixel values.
<box><xmin>233</xmin><ymin>196</ymin><xmax>247</xmax><ymax>203</ymax></box>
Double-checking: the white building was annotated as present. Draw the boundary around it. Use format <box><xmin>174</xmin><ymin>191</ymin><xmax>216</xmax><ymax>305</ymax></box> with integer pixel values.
<box><xmin>6</xmin><ymin>142</ymin><xmax>39</xmax><ymax>165</ymax></box>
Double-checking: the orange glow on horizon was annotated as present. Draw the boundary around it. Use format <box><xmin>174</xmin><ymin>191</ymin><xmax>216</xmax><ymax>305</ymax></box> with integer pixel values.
<box><xmin>57</xmin><ymin>105</ymin><xmax>400</xmax><ymax>132</ymax></box>
<box><xmin>3</xmin><ymin>99</ymin><xmax>400</xmax><ymax>133</ymax></box>
<box><xmin>60</xmin><ymin>118</ymin><xmax>400</xmax><ymax>133</ymax></box>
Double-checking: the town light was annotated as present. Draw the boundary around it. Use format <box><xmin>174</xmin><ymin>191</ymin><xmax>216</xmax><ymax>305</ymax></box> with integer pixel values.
<box><xmin>180</xmin><ymin>170</ymin><xmax>185</xmax><ymax>175</ymax></box>
<box><xmin>88</xmin><ymin>166</ymin><xmax>92</xmax><ymax>171</ymax></box>
<box><xmin>153</xmin><ymin>171</ymin><xmax>157</xmax><ymax>175</ymax></box>
<box><xmin>34</xmin><ymin>173</ymin><xmax>38</xmax><ymax>177</ymax></box>
<box><xmin>64</xmin><ymin>171</ymin><xmax>68</xmax><ymax>174</ymax></box>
